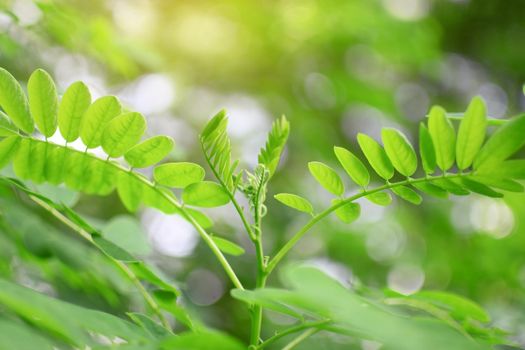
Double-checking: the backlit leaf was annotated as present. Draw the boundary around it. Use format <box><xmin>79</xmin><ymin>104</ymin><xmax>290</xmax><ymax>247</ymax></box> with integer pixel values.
<box><xmin>80</xmin><ymin>95</ymin><xmax>122</xmax><ymax>148</ymax></box>
<box><xmin>334</xmin><ymin>146</ymin><xmax>369</xmax><ymax>187</ymax></box>
<box><xmin>456</xmin><ymin>96</ymin><xmax>486</xmax><ymax>170</ymax></box>
<box><xmin>366</xmin><ymin>191</ymin><xmax>392</xmax><ymax>206</ymax></box>
<box><xmin>428</xmin><ymin>106</ymin><xmax>456</xmax><ymax>171</ymax></box>
<box><xmin>308</xmin><ymin>161</ymin><xmax>344</xmax><ymax>196</ymax></box>
<box><xmin>58</xmin><ymin>81</ymin><xmax>91</xmax><ymax>142</ymax></box>
<box><xmin>258</xmin><ymin>115</ymin><xmax>289</xmax><ymax>177</ymax></box>
<box><xmin>419</xmin><ymin>123</ymin><xmax>436</xmax><ymax>174</ymax></box>
<box><xmin>357</xmin><ymin>133</ymin><xmax>394</xmax><ymax>180</ymax></box>
<box><xmin>182</xmin><ymin>181</ymin><xmax>230</xmax><ymax>207</ymax></box>
<box><xmin>274</xmin><ymin>193</ymin><xmax>313</xmax><ymax>214</ymax></box>
<box><xmin>0</xmin><ymin>135</ymin><xmax>21</xmax><ymax>169</ymax></box>
<box><xmin>101</xmin><ymin>112</ymin><xmax>146</xmax><ymax>157</ymax></box>
<box><xmin>460</xmin><ymin>178</ymin><xmax>503</xmax><ymax>198</ymax></box>
<box><xmin>381</xmin><ymin>128</ymin><xmax>417</xmax><ymax>176</ymax></box>
<box><xmin>332</xmin><ymin>199</ymin><xmax>360</xmax><ymax>223</ymax></box>
<box><xmin>154</xmin><ymin>162</ymin><xmax>205</xmax><ymax>188</ymax></box>
<box><xmin>0</xmin><ymin>111</ymin><xmax>18</xmax><ymax>136</ymax></box>
<box><xmin>117</xmin><ymin>172</ymin><xmax>144</xmax><ymax>212</ymax></box>
<box><xmin>124</xmin><ymin>135</ymin><xmax>174</xmax><ymax>168</ymax></box>
<box><xmin>392</xmin><ymin>185</ymin><xmax>422</xmax><ymax>205</ymax></box>
<box><xmin>27</xmin><ymin>69</ymin><xmax>58</xmax><ymax>138</ymax></box>
<box><xmin>473</xmin><ymin>114</ymin><xmax>525</xmax><ymax>171</ymax></box>
<box><xmin>0</xmin><ymin>68</ymin><xmax>33</xmax><ymax>134</ymax></box>
<box><xmin>413</xmin><ymin>182</ymin><xmax>448</xmax><ymax>198</ymax></box>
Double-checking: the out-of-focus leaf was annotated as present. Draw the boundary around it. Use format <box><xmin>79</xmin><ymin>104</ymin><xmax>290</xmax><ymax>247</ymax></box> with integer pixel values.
<box><xmin>460</xmin><ymin>178</ymin><xmax>503</xmax><ymax>198</ymax></box>
<box><xmin>0</xmin><ymin>111</ymin><xmax>18</xmax><ymax>136</ymax></box>
<box><xmin>470</xmin><ymin>176</ymin><xmax>523</xmax><ymax>193</ymax></box>
<box><xmin>0</xmin><ymin>135</ymin><xmax>21</xmax><ymax>169</ymax></box>
<box><xmin>159</xmin><ymin>331</ymin><xmax>245</xmax><ymax>350</ymax></box>
<box><xmin>211</xmin><ymin>236</ymin><xmax>245</xmax><ymax>256</ymax></box>
<box><xmin>414</xmin><ymin>291</ymin><xmax>490</xmax><ymax>323</ymax></box>
<box><xmin>0</xmin><ymin>318</ymin><xmax>55</xmax><ymax>350</ymax></box>
<box><xmin>413</xmin><ymin>182</ymin><xmax>448</xmax><ymax>198</ymax></box>
<box><xmin>127</xmin><ymin>313</ymin><xmax>171</xmax><ymax>338</ymax></box>
<box><xmin>117</xmin><ymin>172</ymin><xmax>144</xmax><ymax>212</ymax></box>
<box><xmin>102</xmin><ymin>215</ymin><xmax>151</xmax><ymax>255</ymax></box>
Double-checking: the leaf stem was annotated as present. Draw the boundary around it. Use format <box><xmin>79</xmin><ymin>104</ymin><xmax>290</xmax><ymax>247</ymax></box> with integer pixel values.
<box><xmin>266</xmin><ymin>172</ymin><xmax>467</xmax><ymax>274</ymax></box>
<box><xmin>27</xmin><ymin>195</ymin><xmax>171</xmax><ymax>329</ymax></box>
<box><xmin>282</xmin><ymin>327</ymin><xmax>321</xmax><ymax>350</ymax></box>
<box><xmin>255</xmin><ymin>320</ymin><xmax>330</xmax><ymax>349</ymax></box>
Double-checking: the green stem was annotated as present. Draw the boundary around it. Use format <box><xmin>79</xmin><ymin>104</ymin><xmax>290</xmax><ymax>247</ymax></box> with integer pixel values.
<box><xmin>282</xmin><ymin>327</ymin><xmax>321</xmax><ymax>350</ymax></box>
<box><xmin>255</xmin><ymin>320</ymin><xmax>330</xmax><ymax>349</ymax></box>
<box><xmin>266</xmin><ymin>173</ymin><xmax>467</xmax><ymax>275</ymax></box>
<box><xmin>28</xmin><ymin>195</ymin><xmax>171</xmax><ymax>329</ymax></box>
<box><xmin>23</xmin><ymin>137</ymin><xmax>244</xmax><ymax>291</ymax></box>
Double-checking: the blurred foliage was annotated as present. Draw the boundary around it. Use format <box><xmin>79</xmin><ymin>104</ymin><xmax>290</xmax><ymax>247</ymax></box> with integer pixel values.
<box><xmin>1</xmin><ymin>0</ymin><xmax>525</xmax><ymax>348</ymax></box>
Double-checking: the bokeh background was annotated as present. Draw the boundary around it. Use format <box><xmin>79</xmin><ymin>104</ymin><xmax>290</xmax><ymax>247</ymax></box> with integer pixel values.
<box><xmin>1</xmin><ymin>0</ymin><xmax>525</xmax><ymax>347</ymax></box>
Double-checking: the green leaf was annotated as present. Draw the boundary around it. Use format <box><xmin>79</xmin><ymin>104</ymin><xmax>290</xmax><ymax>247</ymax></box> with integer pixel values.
<box><xmin>211</xmin><ymin>236</ymin><xmax>245</xmax><ymax>256</ymax></box>
<box><xmin>127</xmin><ymin>313</ymin><xmax>171</xmax><ymax>339</ymax></box>
<box><xmin>0</xmin><ymin>318</ymin><xmax>55</xmax><ymax>350</ymax></box>
<box><xmin>200</xmin><ymin>110</ymin><xmax>237</xmax><ymax>192</ymax></box>
<box><xmin>185</xmin><ymin>208</ymin><xmax>214</xmax><ymax>229</ymax></box>
<box><xmin>117</xmin><ymin>171</ymin><xmax>144</xmax><ymax>212</ymax></box>
<box><xmin>58</xmin><ymin>81</ymin><xmax>91</xmax><ymax>142</ymax></box>
<box><xmin>428</xmin><ymin>106</ymin><xmax>456</xmax><ymax>171</ymax></box>
<box><xmin>0</xmin><ymin>135</ymin><xmax>21</xmax><ymax>169</ymax></box>
<box><xmin>456</xmin><ymin>96</ymin><xmax>487</xmax><ymax>170</ymax></box>
<box><xmin>479</xmin><ymin>160</ymin><xmax>525</xmax><ymax>179</ymax></box>
<box><xmin>460</xmin><ymin>178</ymin><xmax>503</xmax><ymax>198</ymax></box>
<box><xmin>101</xmin><ymin>112</ymin><xmax>146</xmax><ymax>157</ymax></box>
<box><xmin>231</xmin><ymin>289</ymin><xmax>303</xmax><ymax>319</ymax></box>
<box><xmin>0</xmin><ymin>111</ymin><xmax>18</xmax><ymax>136</ymax></box>
<box><xmin>470</xmin><ymin>176</ymin><xmax>523</xmax><ymax>193</ymax></box>
<box><xmin>419</xmin><ymin>123</ymin><xmax>436</xmax><ymax>174</ymax></box>
<box><xmin>182</xmin><ymin>181</ymin><xmax>230</xmax><ymax>207</ymax></box>
<box><xmin>80</xmin><ymin>95</ymin><xmax>122</xmax><ymax>148</ymax></box>
<box><xmin>258</xmin><ymin>115</ymin><xmax>289</xmax><ymax>177</ymax></box>
<box><xmin>366</xmin><ymin>191</ymin><xmax>392</xmax><ymax>206</ymax></box>
<box><xmin>153</xmin><ymin>162</ymin><xmax>205</xmax><ymax>188</ymax></box>
<box><xmin>381</xmin><ymin>128</ymin><xmax>417</xmax><ymax>177</ymax></box>
<box><xmin>334</xmin><ymin>146</ymin><xmax>369</xmax><ymax>187</ymax></box>
<box><xmin>124</xmin><ymin>135</ymin><xmax>174</xmax><ymax>168</ymax></box>
<box><xmin>357</xmin><ymin>133</ymin><xmax>394</xmax><ymax>180</ymax></box>
<box><xmin>414</xmin><ymin>290</ymin><xmax>490</xmax><ymax>323</ymax></box>
<box><xmin>27</xmin><ymin>69</ymin><xmax>58</xmax><ymax>138</ymax></box>
<box><xmin>413</xmin><ymin>182</ymin><xmax>448</xmax><ymax>198</ymax></box>
<box><xmin>308</xmin><ymin>161</ymin><xmax>344</xmax><ymax>196</ymax></box>
<box><xmin>392</xmin><ymin>186</ymin><xmax>422</xmax><ymax>205</ymax></box>
<box><xmin>93</xmin><ymin>236</ymin><xmax>138</xmax><ymax>262</ymax></box>
<box><xmin>474</xmin><ymin>114</ymin><xmax>525</xmax><ymax>171</ymax></box>
<box><xmin>159</xmin><ymin>331</ymin><xmax>245</xmax><ymax>350</ymax></box>
<box><xmin>433</xmin><ymin>178</ymin><xmax>469</xmax><ymax>196</ymax></box>
<box><xmin>274</xmin><ymin>193</ymin><xmax>314</xmax><ymax>214</ymax></box>
<box><xmin>332</xmin><ymin>199</ymin><xmax>360</xmax><ymax>223</ymax></box>
<box><xmin>13</xmin><ymin>138</ymin><xmax>46</xmax><ymax>183</ymax></box>
<box><xmin>102</xmin><ymin>215</ymin><xmax>151</xmax><ymax>255</ymax></box>
<box><xmin>0</xmin><ymin>67</ymin><xmax>33</xmax><ymax>134</ymax></box>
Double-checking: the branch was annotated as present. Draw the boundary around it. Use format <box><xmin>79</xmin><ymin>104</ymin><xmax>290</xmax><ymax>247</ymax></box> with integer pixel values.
<box><xmin>266</xmin><ymin>173</ymin><xmax>467</xmax><ymax>274</ymax></box>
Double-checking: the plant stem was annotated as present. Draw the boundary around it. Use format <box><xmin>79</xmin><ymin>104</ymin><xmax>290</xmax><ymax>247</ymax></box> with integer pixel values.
<box><xmin>255</xmin><ymin>320</ymin><xmax>330</xmax><ymax>349</ymax></box>
<box><xmin>282</xmin><ymin>328</ymin><xmax>321</xmax><ymax>350</ymax></box>
<box><xmin>28</xmin><ymin>195</ymin><xmax>171</xmax><ymax>329</ymax></box>
<box><xmin>266</xmin><ymin>173</ymin><xmax>467</xmax><ymax>275</ymax></box>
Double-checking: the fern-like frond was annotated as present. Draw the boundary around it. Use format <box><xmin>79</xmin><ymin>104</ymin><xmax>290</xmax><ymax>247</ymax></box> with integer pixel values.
<box><xmin>258</xmin><ymin>115</ymin><xmax>289</xmax><ymax>178</ymax></box>
<box><xmin>199</xmin><ymin>110</ymin><xmax>238</xmax><ymax>193</ymax></box>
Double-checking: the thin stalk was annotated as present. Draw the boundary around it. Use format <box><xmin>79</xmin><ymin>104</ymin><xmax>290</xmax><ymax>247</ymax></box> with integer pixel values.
<box><xmin>22</xmin><ymin>137</ymin><xmax>244</xmax><ymax>291</ymax></box>
<box><xmin>282</xmin><ymin>328</ymin><xmax>320</xmax><ymax>350</ymax></box>
<box><xmin>28</xmin><ymin>195</ymin><xmax>171</xmax><ymax>329</ymax></box>
<box><xmin>266</xmin><ymin>173</ymin><xmax>466</xmax><ymax>274</ymax></box>
<box><xmin>255</xmin><ymin>320</ymin><xmax>330</xmax><ymax>349</ymax></box>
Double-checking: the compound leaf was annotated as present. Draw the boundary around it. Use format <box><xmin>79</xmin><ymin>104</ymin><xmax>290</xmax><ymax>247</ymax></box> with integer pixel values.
<box><xmin>428</xmin><ymin>106</ymin><xmax>455</xmax><ymax>171</ymax></box>
<box><xmin>332</xmin><ymin>199</ymin><xmax>360</xmax><ymax>223</ymax></box>
<box><xmin>392</xmin><ymin>185</ymin><xmax>422</xmax><ymax>205</ymax></box>
<box><xmin>366</xmin><ymin>191</ymin><xmax>392</xmax><ymax>206</ymax></box>
<box><xmin>0</xmin><ymin>135</ymin><xmax>21</xmax><ymax>169</ymax></box>
<box><xmin>258</xmin><ymin>115</ymin><xmax>289</xmax><ymax>177</ymax></box>
<box><xmin>0</xmin><ymin>68</ymin><xmax>33</xmax><ymax>134</ymax></box>
<box><xmin>80</xmin><ymin>95</ymin><xmax>121</xmax><ymax>148</ymax></box>
<box><xmin>419</xmin><ymin>123</ymin><xmax>436</xmax><ymax>174</ymax></box>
